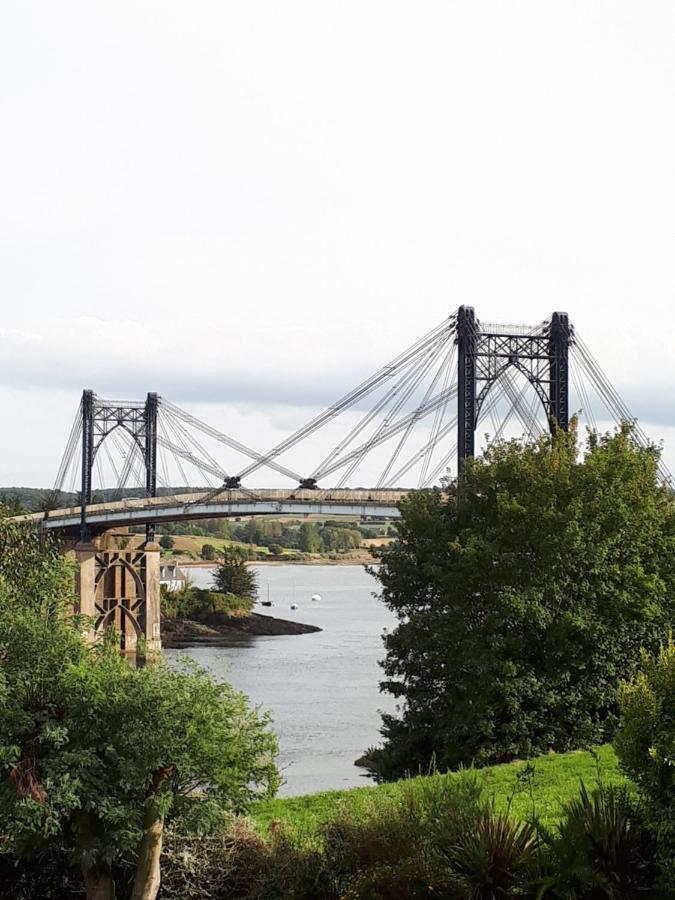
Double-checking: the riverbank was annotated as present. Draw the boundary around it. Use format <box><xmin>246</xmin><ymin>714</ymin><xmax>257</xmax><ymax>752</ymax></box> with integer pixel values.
<box><xmin>179</xmin><ymin>555</ymin><xmax>376</xmax><ymax>568</ymax></box>
<box><xmin>251</xmin><ymin>744</ymin><xmax>625</xmax><ymax>833</ymax></box>
<box><xmin>162</xmin><ymin>612</ymin><xmax>321</xmax><ymax>647</ymax></box>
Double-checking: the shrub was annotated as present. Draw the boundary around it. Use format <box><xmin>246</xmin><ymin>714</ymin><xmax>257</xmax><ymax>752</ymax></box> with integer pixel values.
<box><xmin>193</xmin><ymin>588</ymin><xmax>253</xmax><ymax>617</ymax></box>
<box><xmin>159</xmin><ymin>534</ymin><xmax>174</xmax><ymax>549</ymax></box>
<box><xmin>614</xmin><ymin>635</ymin><xmax>675</xmax><ymax>886</ymax></box>
<box><xmin>321</xmin><ymin>772</ymin><xmax>486</xmax><ymax>897</ymax></box>
<box><xmin>160</xmin><ymin>581</ymin><xmax>194</xmax><ymax>619</ymax></box>
<box><xmin>0</xmin><ymin>852</ymin><xmax>82</xmax><ymax>900</ymax></box>
<box><xmin>538</xmin><ymin>782</ymin><xmax>654</xmax><ymax>898</ymax></box>
<box><xmin>200</xmin><ymin>543</ymin><xmax>217</xmax><ymax>560</ymax></box>
<box><xmin>160</xmin><ymin>586</ymin><xmax>253</xmax><ymax>620</ymax></box>
<box><xmin>441</xmin><ymin>810</ymin><xmax>538</xmax><ymax>898</ymax></box>
<box><xmin>159</xmin><ymin>819</ymin><xmax>328</xmax><ymax>900</ymax></box>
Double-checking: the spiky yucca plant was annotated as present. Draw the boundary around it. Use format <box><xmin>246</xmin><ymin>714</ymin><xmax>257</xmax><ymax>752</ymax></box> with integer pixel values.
<box><xmin>442</xmin><ymin>810</ymin><xmax>538</xmax><ymax>898</ymax></box>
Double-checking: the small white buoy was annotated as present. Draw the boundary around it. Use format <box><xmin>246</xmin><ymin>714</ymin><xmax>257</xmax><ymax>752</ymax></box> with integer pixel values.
<box><xmin>311</xmin><ymin>593</ymin><xmax>321</xmax><ymax>602</ymax></box>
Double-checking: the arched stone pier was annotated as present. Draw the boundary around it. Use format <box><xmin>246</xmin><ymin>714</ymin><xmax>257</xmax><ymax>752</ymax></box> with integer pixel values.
<box><xmin>75</xmin><ymin>539</ymin><xmax>162</xmax><ymax>655</ymax></box>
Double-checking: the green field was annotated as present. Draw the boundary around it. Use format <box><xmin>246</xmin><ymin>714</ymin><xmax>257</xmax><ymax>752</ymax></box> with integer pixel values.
<box><xmin>252</xmin><ymin>744</ymin><xmax>628</xmax><ymax>835</ymax></box>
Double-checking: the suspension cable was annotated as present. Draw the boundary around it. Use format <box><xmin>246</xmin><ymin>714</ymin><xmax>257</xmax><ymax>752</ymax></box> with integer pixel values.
<box><xmin>162</xmin><ymin>399</ymin><xmax>303</xmax><ymax>483</ymax></box>
<box><xmin>334</xmin><ymin>335</ymin><xmax>454</xmax><ymax>488</ymax></box>
<box><xmin>312</xmin><ymin>331</ymin><xmax>450</xmax><ymax>479</ymax></box>
<box><xmin>236</xmin><ymin>315</ymin><xmax>457</xmax><ymax>479</ymax></box>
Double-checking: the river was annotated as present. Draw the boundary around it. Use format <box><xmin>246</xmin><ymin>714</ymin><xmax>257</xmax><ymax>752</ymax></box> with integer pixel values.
<box><xmin>163</xmin><ymin>564</ymin><xmax>398</xmax><ymax>797</ymax></box>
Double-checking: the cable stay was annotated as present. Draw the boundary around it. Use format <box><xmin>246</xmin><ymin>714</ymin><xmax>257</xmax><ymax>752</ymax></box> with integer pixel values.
<box><xmin>162</xmin><ymin>399</ymin><xmax>303</xmax><ymax>484</ymax></box>
<box><xmin>311</xmin><ymin>331</ymin><xmax>451</xmax><ymax>480</ymax></box>
<box><xmin>52</xmin><ymin>401</ymin><xmax>83</xmax><ymax>497</ymax></box>
<box><xmin>236</xmin><ymin>316</ymin><xmax>457</xmax><ymax>480</ymax></box>
<box><xmin>333</xmin><ymin>336</ymin><xmax>456</xmax><ymax>488</ymax></box>
<box><xmin>315</xmin><ymin>384</ymin><xmax>459</xmax><ymax>481</ymax></box>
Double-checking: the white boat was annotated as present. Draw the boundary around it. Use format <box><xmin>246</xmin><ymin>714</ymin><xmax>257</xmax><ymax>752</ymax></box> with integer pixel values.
<box><xmin>311</xmin><ymin>593</ymin><xmax>321</xmax><ymax>602</ymax></box>
<box><xmin>290</xmin><ymin>603</ymin><xmax>299</xmax><ymax>610</ymax></box>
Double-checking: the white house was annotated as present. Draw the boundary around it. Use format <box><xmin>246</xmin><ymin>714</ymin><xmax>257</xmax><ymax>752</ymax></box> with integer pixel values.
<box><xmin>159</xmin><ymin>562</ymin><xmax>188</xmax><ymax>592</ymax></box>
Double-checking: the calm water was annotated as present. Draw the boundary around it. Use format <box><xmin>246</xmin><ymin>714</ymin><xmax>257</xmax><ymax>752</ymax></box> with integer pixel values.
<box><xmin>164</xmin><ymin>564</ymin><xmax>398</xmax><ymax>797</ymax></box>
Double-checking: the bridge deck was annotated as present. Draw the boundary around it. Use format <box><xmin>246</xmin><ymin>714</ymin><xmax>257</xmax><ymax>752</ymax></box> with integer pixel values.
<box><xmin>21</xmin><ymin>489</ymin><xmax>409</xmax><ymax>533</ymax></box>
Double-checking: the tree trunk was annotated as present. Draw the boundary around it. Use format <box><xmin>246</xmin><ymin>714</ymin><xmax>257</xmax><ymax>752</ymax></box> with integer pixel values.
<box><xmin>82</xmin><ymin>863</ymin><xmax>116</xmax><ymax>900</ymax></box>
<box><xmin>130</xmin><ymin>804</ymin><xmax>164</xmax><ymax>900</ymax></box>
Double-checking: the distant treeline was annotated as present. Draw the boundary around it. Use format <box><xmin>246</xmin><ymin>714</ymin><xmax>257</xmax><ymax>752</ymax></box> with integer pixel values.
<box><xmin>0</xmin><ymin>486</ymin><xmax>208</xmax><ymax>513</ymax></box>
<box><xmin>136</xmin><ymin>516</ymin><xmax>398</xmax><ymax>554</ymax></box>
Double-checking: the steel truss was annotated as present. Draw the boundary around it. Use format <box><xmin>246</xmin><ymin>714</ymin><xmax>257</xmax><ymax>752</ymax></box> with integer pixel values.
<box><xmin>456</xmin><ymin>306</ymin><xmax>572</xmax><ymax>472</ymax></box>
<box><xmin>81</xmin><ymin>391</ymin><xmax>158</xmax><ymax>541</ymax></box>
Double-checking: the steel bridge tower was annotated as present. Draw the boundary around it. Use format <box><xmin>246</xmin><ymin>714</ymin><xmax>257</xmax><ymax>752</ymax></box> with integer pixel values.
<box><xmin>456</xmin><ymin>306</ymin><xmax>571</xmax><ymax>472</ymax></box>
<box><xmin>80</xmin><ymin>390</ymin><xmax>159</xmax><ymax>541</ymax></box>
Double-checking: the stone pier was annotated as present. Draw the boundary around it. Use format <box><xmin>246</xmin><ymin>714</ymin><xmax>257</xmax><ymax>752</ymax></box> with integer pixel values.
<box><xmin>74</xmin><ymin>538</ymin><xmax>162</xmax><ymax>656</ymax></box>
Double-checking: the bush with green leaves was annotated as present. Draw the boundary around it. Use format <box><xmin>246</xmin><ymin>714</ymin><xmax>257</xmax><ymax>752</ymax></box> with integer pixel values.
<box><xmin>369</xmin><ymin>425</ymin><xmax>675</xmax><ymax>779</ymax></box>
<box><xmin>537</xmin><ymin>782</ymin><xmax>654</xmax><ymax>898</ymax></box>
<box><xmin>192</xmin><ymin>587</ymin><xmax>253</xmax><ymax>617</ymax></box>
<box><xmin>0</xmin><ymin>517</ymin><xmax>279</xmax><ymax>900</ymax></box>
<box><xmin>614</xmin><ymin>634</ymin><xmax>675</xmax><ymax>887</ymax></box>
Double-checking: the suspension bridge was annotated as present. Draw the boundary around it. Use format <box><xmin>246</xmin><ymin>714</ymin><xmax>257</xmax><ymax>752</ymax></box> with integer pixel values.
<box><xmin>20</xmin><ymin>306</ymin><xmax>667</xmax><ymax>653</ymax></box>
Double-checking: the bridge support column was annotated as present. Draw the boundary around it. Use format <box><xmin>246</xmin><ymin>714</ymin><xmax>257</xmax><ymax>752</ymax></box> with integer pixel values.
<box><xmin>457</xmin><ymin>305</ymin><xmax>477</xmax><ymax>474</ymax></box>
<box><xmin>548</xmin><ymin>312</ymin><xmax>570</xmax><ymax>433</ymax></box>
<box><xmin>74</xmin><ymin>539</ymin><xmax>162</xmax><ymax>658</ymax></box>
<box><xmin>75</xmin><ymin>542</ymin><xmax>98</xmax><ymax>645</ymax></box>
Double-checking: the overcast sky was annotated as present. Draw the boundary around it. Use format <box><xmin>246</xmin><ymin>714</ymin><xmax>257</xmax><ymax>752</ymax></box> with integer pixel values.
<box><xmin>2</xmin><ymin>2</ymin><xmax>674</xmax><ymax>488</ymax></box>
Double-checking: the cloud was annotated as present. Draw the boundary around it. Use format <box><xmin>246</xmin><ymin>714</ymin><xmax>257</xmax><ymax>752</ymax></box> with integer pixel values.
<box><xmin>0</xmin><ymin>317</ymin><xmax>378</xmax><ymax>409</ymax></box>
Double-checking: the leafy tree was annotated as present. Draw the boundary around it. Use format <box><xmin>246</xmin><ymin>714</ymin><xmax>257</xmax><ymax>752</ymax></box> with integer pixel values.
<box><xmin>159</xmin><ymin>534</ymin><xmax>174</xmax><ymax>550</ymax></box>
<box><xmin>212</xmin><ymin>552</ymin><xmax>258</xmax><ymax>602</ymax></box>
<box><xmin>200</xmin><ymin>542</ymin><xmax>216</xmax><ymax>560</ymax></box>
<box><xmin>369</xmin><ymin>425</ymin><xmax>675</xmax><ymax>780</ymax></box>
<box><xmin>0</xmin><ymin>518</ymin><xmax>279</xmax><ymax>900</ymax></box>
<box><xmin>298</xmin><ymin>522</ymin><xmax>323</xmax><ymax>553</ymax></box>
<box><xmin>321</xmin><ymin>526</ymin><xmax>362</xmax><ymax>551</ymax></box>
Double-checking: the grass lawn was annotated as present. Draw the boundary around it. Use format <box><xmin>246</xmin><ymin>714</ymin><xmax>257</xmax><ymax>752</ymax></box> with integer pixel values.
<box><xmin>251</xmin><ymin>744</ymin><xmax>628</xmax><ymax>834</ymax></box>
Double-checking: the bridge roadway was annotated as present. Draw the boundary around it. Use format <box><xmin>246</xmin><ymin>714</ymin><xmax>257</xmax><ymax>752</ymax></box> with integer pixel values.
<box><xmin>26</xmin><ymin>488</ymin><xmax>408</xmax><ymax>534</ymax></box>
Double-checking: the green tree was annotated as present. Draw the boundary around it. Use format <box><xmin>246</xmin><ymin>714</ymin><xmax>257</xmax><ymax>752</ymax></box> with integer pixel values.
<box><xmin>159</xmin><ymin>534</ymin><xmax>174</xmax><ymax>550</ymax></box>
<box><xmin>321</xmin><ymin>526</ymin><xmax>362</xmax><ymax>551</ymax></box>
<box><xmin>0</xmin><ymin>518</ymin><xmax>278</xmax><ymax>900</ymax></box>
<box><xmin>369</xmin><ymin>425</ymin><xmax>675</xmax><ymax>780</ymax></box>
<box><xmin>200</xmin><ymin>542</ymin><xmax>216</xmax><ymax>560</ymax></box>
<box><xmin>298</xmin><ymin>522</ymin><xmax>323</xmax><ymax>553</ymax></box>
<box><xmin>212</xmin><ymin>552</ymin><xmax>258</xmax><ymax>602</ymax></box>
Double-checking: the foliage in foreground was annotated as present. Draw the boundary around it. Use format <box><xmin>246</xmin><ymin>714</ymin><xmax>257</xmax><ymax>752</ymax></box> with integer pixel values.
<box><xmin>165</xmin><ymin>778</ymin><xmax>666</xmax><ymax>899</ymax></box>
<box><xmin>0</xmin><ymin>517</ymin><xmax>279</xmax><ymax>900</ymax></box>
<box><xmin>368</xmin><ymin>425</ymin><xmax>675</xmax><ymax>780</ymax></box>
<box><xmin>614</xmin><ymin>633</ymin><xmax>675</xmax><ymax>887</ymax></box>
<box><xmin>125</xmin><ymin>777</ymin><xmax>666</xmax><ymax>897</ymax></box>
<box><xmin>2</xmin><ymin>741</ymin><xmax>671</xmax><ymax>898</ymax></box>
